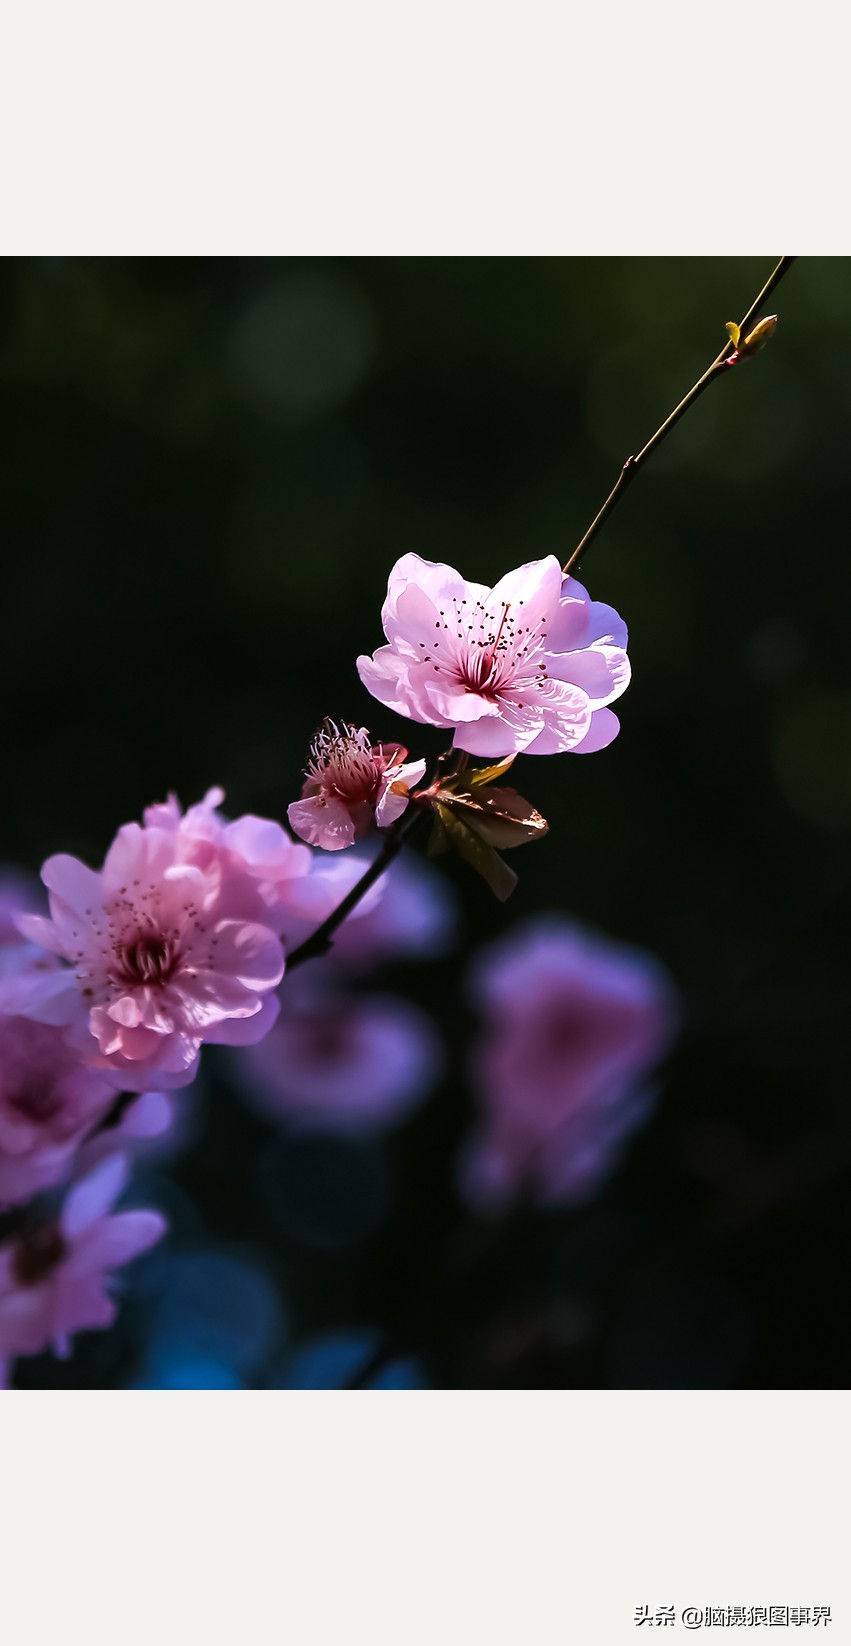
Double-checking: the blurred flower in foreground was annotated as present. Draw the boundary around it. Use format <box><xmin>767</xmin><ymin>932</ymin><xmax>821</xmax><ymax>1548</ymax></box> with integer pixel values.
<box><xmin>0</xmin><ymin>1013</ymin><xmax>115</xmax><ymax>1208</ymax></box>
<box><xmin>279</xmin><ymin>846</ymin><xmax>458</xmax><ymax>970</ymax></box>
<box><xmin>0</xmin><ymin>1155</ymin><xmax>165</xmax><ymax>1361</ymax></box>
<box><xmin>460</xmin><ymin>919</ymin><xmax>677</xmax><ymax>1208</ymax></box>
<box><xmin>358</xmin><ymin>553</ymin><xmax>630</xmax><ymax>757</ymax></box>
<box><xmin>0</xmin><ymin>792</ymin><xmax>290</xmax><ymax>1090</ymax></box>
<box><xmin>235</xmin><ymin>970</ymin><xmax>441</xmax><ymax>1132</ymax></box>
<box><xmin>288</xmin><ymin>720</ymin><xmax>426</xmax><ymax>850</ymax></box>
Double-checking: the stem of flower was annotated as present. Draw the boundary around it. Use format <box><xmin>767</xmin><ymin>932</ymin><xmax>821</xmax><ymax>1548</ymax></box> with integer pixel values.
<box><xmin>562</xmin><ymin>255</ymin><xmax>796</xmax><ymax>577</ymax></box>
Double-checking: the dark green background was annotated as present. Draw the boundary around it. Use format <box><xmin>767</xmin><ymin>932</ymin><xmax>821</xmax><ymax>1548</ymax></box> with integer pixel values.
<box><xmin>2</xmin><ymin>257</ymin><xmax>849</xmax><ymax>1387</ymax></box>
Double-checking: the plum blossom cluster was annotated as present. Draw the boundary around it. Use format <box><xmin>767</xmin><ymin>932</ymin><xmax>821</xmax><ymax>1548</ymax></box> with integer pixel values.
<box><xmin>283</xmin><ymin>552</ymin><xmax>631</xmax><ymax>898</ymax></box>
<box><xmin>0</xmin><ymin>778</ymin><xmax>461</xmax><ymax>1378</ymax></box>
<box><xmin>0</xmin><ymin>546</ymin><xmax>656</xmax><ymax>1386</ymax></box>
<box><xmin>0</xmin><ymin>790</ymin><xmax>365</xmax><ymax>1375</ymax></box>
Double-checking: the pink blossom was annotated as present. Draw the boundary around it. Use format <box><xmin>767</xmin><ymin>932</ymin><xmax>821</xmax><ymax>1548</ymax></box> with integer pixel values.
<box><xmin>0</xmin><ymin>1012</ymin><xmax>116</xmax><ymax>1208</ymax></box>
<box><xmin>357</xmin><ymin>553</ymin><xmax>630</xmax><ymax>757</ymax></box>
<box><xmin>235</xmin><ymin>970</ymin><xmax>441</xmax><ymax>1132</ymax></box>
<box><xmin>287</xmin><ymin>721</ymin><xmax>426</xmax><ymax>851</ymax></box>
<box><xmin>0</xmin><ymin>1154</ymin><xmax>166</xmax><ymax>1360</ymax></box>
<box><xmin>0</xmin><ymin>794</ymin><xmax>288</xmax><ymax>1090</ymax></box>
<box><xmin>141</xmin><ymin>787</ymin><xmax>313</xmax><ymax>931</ymax></box>
<box><xmin>461</xmin><ymin>919</ymin><xmax>677</xmax><ymax>1208</ymax></box>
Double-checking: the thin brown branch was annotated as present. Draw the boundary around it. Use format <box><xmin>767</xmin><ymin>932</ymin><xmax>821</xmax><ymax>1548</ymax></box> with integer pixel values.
<box><xmin>563</xmin><ymin>255</ymin><xmax>796</xmax><ymax>577</ymax></box>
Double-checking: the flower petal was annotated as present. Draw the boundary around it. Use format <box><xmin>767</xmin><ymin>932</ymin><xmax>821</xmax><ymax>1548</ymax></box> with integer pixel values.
<box><xmin>287</xmin><ymin>796</ymin><xmax>357</xmax><ymax>852</ymax></box>
<box><xmin>205</xmin><ymin>920</ymin><xmax>285</xmax><ymax>990</ymax></box>
<box><xmin>41</xmin><ymin>855</ymin><xmax>103</xmax><ymax>917</ymax></box>
<box><xmin>0</xmin><ymin>966</ymin><xmax>80</xmax><ymax>1025</ymax></box>
<box><xmin>62</xmin><ymin>1154</ymin><xmax>128</xmax><ymax>1238</ymax></box>
<box><xmin>571</xmin><ymin>707</ymin><xmax>621</xmax><ymax>754</ymax></box>
<box><xmin>486</xmin><ymin>556</ymin><xmax>564</xmax><ymax>629</ymax></box>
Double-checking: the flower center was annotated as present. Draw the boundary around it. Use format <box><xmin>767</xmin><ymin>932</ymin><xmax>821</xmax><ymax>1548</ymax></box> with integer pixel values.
<box><xmin>426</xmin><ymin>596</ymin><xmax>550</xmax><ymax>699</ymax></box>
<box><xmin>114</xmin><ymin>934</ymin><xmax>179</xmax><ymax>988</ymax></box>
<box><xmin>307</xmin><ymin>720</ymin><xmax>381</xmax><ymax>802</ymax></box>
<box><xmin>13</xmin><ymin>1221</ymin><xmax>67</xmax><ymax>1286</ymax></box>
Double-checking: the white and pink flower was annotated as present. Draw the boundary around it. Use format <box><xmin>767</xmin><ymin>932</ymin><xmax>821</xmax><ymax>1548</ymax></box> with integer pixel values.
<box><xmin>0</xmin><ymin>793</ymin><xmax>289</xmax><ymax>1090</ymax></box>
<box><xmin>0</xmin><ymin>1154</ymin><xmax>165</xmax><ymax>1360</ymax></box>
<box><xmin>357</xmin><ymin>553</ymin><xmax>630</xmax><ymax>757</ymax></box>
<box><xmin>288</xmin><ymin>721</ymin><xmax>426</xmax><ymax>851</ymax></box>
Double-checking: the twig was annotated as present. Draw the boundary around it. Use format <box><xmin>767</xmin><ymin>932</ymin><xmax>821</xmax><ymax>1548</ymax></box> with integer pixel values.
<box><xmin>563</xmin><ymin>255</ymin><xmax>796</xmax><ymax>577</ymax></box>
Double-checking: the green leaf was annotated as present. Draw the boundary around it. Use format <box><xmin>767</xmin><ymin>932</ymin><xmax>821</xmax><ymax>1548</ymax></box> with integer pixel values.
<box><xmin>726</xmin><ymin>320</ymin><xmax>740</xmax><ymax>348</ymax></box>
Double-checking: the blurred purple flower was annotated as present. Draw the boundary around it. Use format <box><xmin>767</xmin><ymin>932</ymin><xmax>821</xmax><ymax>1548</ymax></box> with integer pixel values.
<box><xmin>236</xmin><ymin>970</ymin><xmax>441</xmax><ymax>1132</ymax></box>
<box><xmin>279</xmin><ymin>846</ymin><xmax>457</xmax><ymax>971</ymax></box>
<box><xmin>358</xmin><ymin>553</ymin><xmax>630</xmax><ymax>757</ymax></box>
<box><xmin>0</xmin><ymin>792</ymin><xmax>289</xmax><ymax>1090</ymax></box>
<box><xmin>0</xmin><ymin>871</ymin><xmax>43</xmax><ymax>947</ymax></box>
<box><xmin>461</xmin><ymin>918</ymin><xmax>677</xmax><ymax>1208</ymax></box>
<box><xmin>0</xmin><ymin>1155</ymin><xmax>166</xmax><ymax>1360</ymax></box>
<box><xmin>0</xmin><ymin>870</ymin><xmax>58</xmax><ymax>984</ymax></box>
<box><xmin>288</xmin><ymin>720</ymin><xmax>426</xmax><ymax>850</ymax></box>
<box><xmin>0</xmin><ymin>1012</ymin><xmax>116</xmax><ymax>1208</ymax></box>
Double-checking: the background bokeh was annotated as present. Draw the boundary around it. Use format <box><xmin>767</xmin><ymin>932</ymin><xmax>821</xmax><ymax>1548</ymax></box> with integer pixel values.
<box><xmin>1</xmin><ymin>255</ymin><xmax>849</xmax><ymax>1389</ymax></box>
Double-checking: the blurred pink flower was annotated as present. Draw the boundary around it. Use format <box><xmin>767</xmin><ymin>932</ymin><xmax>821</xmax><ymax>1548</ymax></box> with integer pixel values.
<box><xmin>235</xmin><ymin>970</ymin><xmax>441</xmax><ymax>1132</ymax></box>
<box><xmin>357</xmin><ymin>553</ymin><xmax>630</xmax><ymax>757</ymax></box>
<box><xmin>0</xmin><ymin>1155</ymin><xmax>165</xmax><ymax>1360</ymax></box>
<box><xmin>326</xmin><ymin>847</ymin><xmax>458</xmax><ymax>969</ymax></box>
<box><xmin>0</xmin><ymin>1012</ymin><xmax>116</xmax><ymax>1208</ymax></box>
<box><xmin>461</xmin><ymin>919</ymin><xmax>677</xmax><ymax>1208</ymax></box>
<box><xmin>288</xmin><ymin>721</ymin><xmax>426</xmax><ymax>851</ymax></box>
<box><xmin>278</xmin><ymin>852</ymin><xmax>385</xmax><ymax>957</ymax></box>
<box><xmin>279</xmin><ymin>845</ymin><xmax>458</xmax><ymax>971</ymax></box>
<box><xmin>0</xmin><ymin>794</ymin><xmax>287</xmax><ymax>1090</ymax></box>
